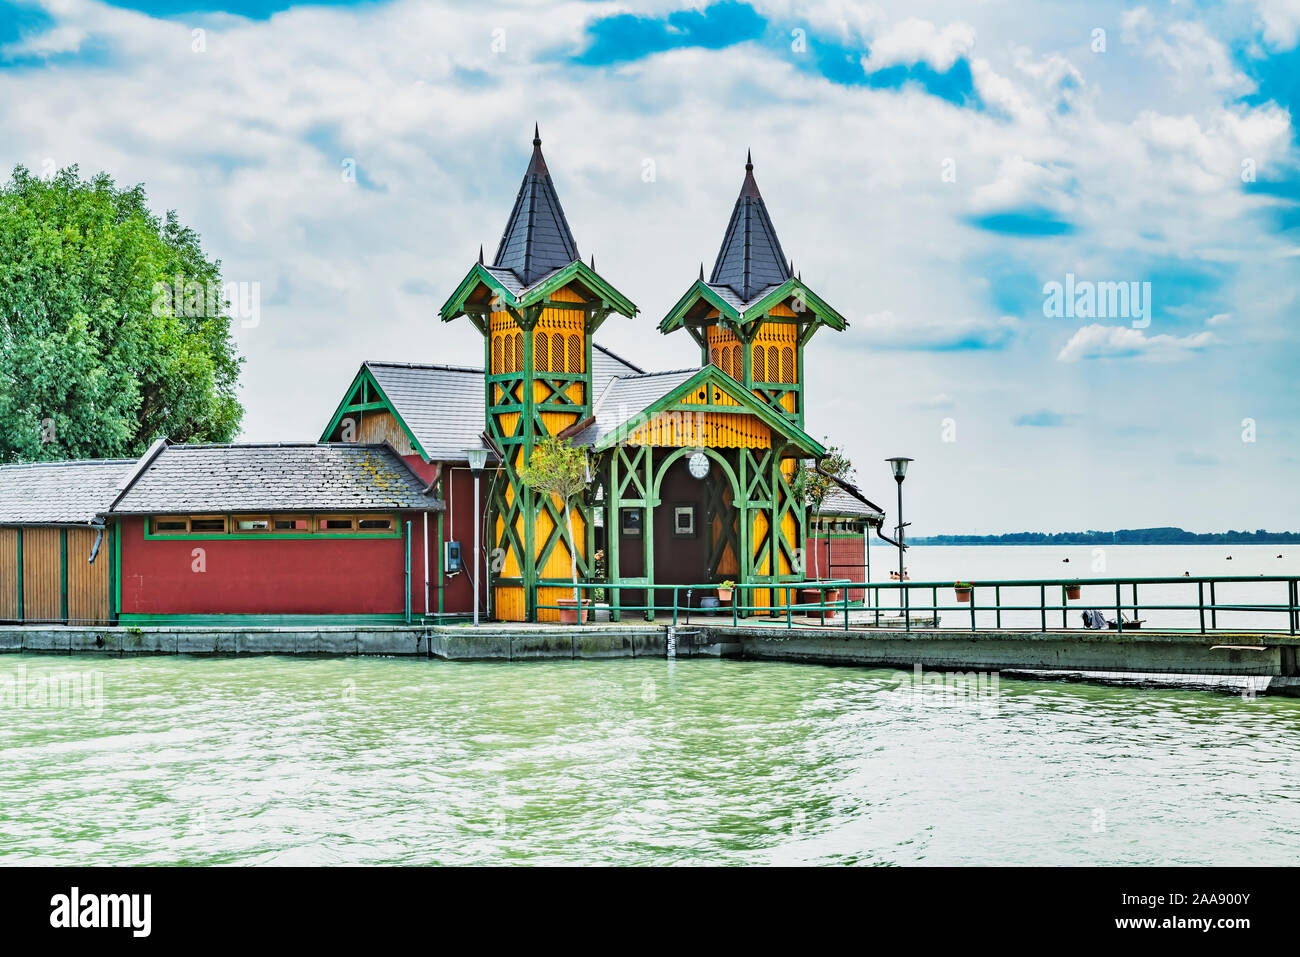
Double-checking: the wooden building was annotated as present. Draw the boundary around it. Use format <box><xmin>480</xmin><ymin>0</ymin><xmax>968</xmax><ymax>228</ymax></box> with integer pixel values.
<box><xmin>438</xmin><ymin>131</ymin><xmax>883</xmax><ymax>621</ymax></box>
<box><xmin>1</xmin><ymin>128</ymin><xmax>884</xmax><ymax>626</ymax></box>
<box><xmin>0</xmin><ymin>459</ymin><xmax>131</xmax><ymax>625</ymax></box>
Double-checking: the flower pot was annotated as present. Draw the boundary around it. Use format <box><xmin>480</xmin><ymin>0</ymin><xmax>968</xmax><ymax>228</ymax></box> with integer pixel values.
<box><xmin>717</xmin><ymin>588</ymin><xmax>733</xmax><ymax>603</ymax></box>
<box><xmin>799</xmin><ymin>588</ymin><xmax>840</xmax><ymax>619</ymax></box>
<box><xmin>1065</xmin><ymin>585</ymin><xmax>1081</xmax><ymax>600</ymax></box>
<box><xmin>556</xmin><ymin>598</ymin><xmax>591</xmax><ymax>624</ymax></box>
<box><xmin>954</xmin><ymin>587</ymin><xmax>972</xmax><ymax>603</ymax></box>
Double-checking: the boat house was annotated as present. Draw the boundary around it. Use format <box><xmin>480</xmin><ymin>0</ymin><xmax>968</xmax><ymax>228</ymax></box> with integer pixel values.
<box><xmin>0</xmin><ymin>129</ymin><xmax>883</xmax><ymax>626</ymax></box>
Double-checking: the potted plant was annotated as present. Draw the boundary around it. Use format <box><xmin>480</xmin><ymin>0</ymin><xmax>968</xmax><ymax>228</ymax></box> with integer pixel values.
<box><xmin>954</xmin><ymin>581</ymin><xmax>973</xmax><ymax>602</ymax></box>
<box><xmin>1065</xmin><ymin>584</ymin><xmax>1082</xmax><ymax>600</ymax></box>
<box><xmin>519</xmin><ymin>437</ymin><xmax>591</xmax><ymax>624</ymax></box>
<box><xmin>717</xmin><ymin>580</ymin><xmax>735</xmax><ymax>602</ymax></box>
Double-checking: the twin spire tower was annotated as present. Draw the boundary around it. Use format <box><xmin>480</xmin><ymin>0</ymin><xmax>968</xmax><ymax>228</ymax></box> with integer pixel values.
<box><xmin>440</xmin><ymin>127</ymin><xmax>850</xmax><ymax>622</ymax></box>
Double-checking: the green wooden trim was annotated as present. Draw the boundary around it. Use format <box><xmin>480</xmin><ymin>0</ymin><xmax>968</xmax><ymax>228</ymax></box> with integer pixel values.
<box><xmin>112</xmin><ymin>522</ymin><xmax>120</xmax><ymax>619</ymax></box>
<box><xmin>658</xmin><ymin>280</ymin><xmax>740</xmax><ymax>332</ymax></box>
<box><xmin>144</xmin><ymin>514</ymin><xmax>402</xmax><ymax>541</ymax></box>
<box><xmin>60</xmin><ymin>527</ymin><xmax>68</xmax><ymax>624</ymax></box>
<box><xmin>658</xmin><ymin>277</ymin><xmax>848</xmax><ymax>334</ymax></box>
<box><xmin>440</xmin><ymin>261</ymin><xmax>638</xmax><ymax>323</ymax></box>
<box><xmin>116</xmin><ymin>613</ymin><xmax>409</xmax><ymax>626</ymax></box>
<box><xmin>318</xmin><ymin>365</ymin><xmax>431</xmax><ymax>461</ymax></box>
<box><xmin>590</xmin><ymin>365</ymin><xmax>826</xmax><ymax>457</ymax></box>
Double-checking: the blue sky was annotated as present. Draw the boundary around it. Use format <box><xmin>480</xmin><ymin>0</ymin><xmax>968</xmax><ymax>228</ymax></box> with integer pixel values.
<box><xmin>2</xmin><ymin>0</ymin><xmax>1298</xmax><ymax>534</ymax></box>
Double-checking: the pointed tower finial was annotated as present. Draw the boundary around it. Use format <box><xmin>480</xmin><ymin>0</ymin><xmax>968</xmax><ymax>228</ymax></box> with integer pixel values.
<box><xmin>746</xmin><ymin>149</ymin><xmax>753</xmax><ymax>172</ymax></box>
<box><xmin>478</xmin><ymin>244</ymin><xmax>484</xmax><ymax>265</ymax></box>
<box><xmin>590</xmin><ymin>253</ymin><xmax>595</xmax><ymax>269</ymax></box>
<box><xmin>788</xmin><ymin>259</ymin><xmax>794</xmax><ymax>274</ymax></box>
<box><xmin>699</xmin><ymin>262</ymin><xmax>705</xmax><ymax>281</ymax></box>
<box><xmin>533</xmin><ymin>122</ymin><xmax>541</xmax><ymax>147</ymax></box>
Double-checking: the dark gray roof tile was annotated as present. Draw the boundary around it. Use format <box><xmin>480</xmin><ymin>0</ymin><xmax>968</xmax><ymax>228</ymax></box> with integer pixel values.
<box><xmin>0</xmin><ymin>459</ymin><xmax>135</xmax><ymax>524</ymax></box>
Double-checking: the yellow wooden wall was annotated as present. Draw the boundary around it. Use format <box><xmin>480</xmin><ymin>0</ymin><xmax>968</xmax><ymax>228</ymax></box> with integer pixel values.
<box><xmin>752</xmin><ymin>315</ymin><xmax>798</xmax><ymax>414</ymax></box>
<box><xmin>0</xmin><ymin>529</ymin><xmax>18</xmax><ymax>620</ymax></box>
<box><xmin>21</xmin><ymin>526</ymin><xmax>61</xmax><ymax>622</ymax></box>
<box><xmin>625</xmin><ymin>378</ymin><xmax>771</xmax><ymax>449</ymax></box>
<box><xmin>67</xmin><ymin>527</ymin><xmax>111</xmax><ymax>624</ymax></box>
<box><xmin>489</xmin><ymin>285</ymin><xmax>589</xmax><ymax>622</ymax></box>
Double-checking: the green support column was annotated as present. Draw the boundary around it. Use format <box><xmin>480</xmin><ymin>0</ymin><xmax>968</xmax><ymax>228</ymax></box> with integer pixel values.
<box><xmin>607</xmin><ymin>450</ymin><xmax>621</xmax><ymax>622</ymax></box>
<box><xmin>642</xmin><ymin>446</ymin><xmax>656</xmax><ymax>621</ymax></box>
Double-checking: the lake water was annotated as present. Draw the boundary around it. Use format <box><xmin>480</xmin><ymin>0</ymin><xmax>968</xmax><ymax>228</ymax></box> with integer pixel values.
<box><xmin>865</xmin><ymin>544</ymin><xmax>1299</xmax><ymax>631</ymax></box>
<box><xmin>2</xmin><ymin>652</ymin><xmax>1298</xmax><ymax>866</ymax></box>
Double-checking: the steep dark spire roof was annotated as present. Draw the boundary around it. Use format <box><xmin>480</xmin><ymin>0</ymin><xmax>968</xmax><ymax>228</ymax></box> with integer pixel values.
<box><xmin>491</xmin><ymin>124</ymin><xmax>580</xmax><ymax>287</ymax></box>
<box><xmin>709</xmin><ymin>151</ymin><xmax>791</xmax><ymax>302</ymax></box>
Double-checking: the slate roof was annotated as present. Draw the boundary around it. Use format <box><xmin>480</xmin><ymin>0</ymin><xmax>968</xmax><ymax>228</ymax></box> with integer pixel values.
<box><xmin>0</xmin><ymin>458</ymin><xmax>135</xmax><ymax>525</ymax></box>
<box><xmin>568</xmin><ymin>368</ymin><xmax>703</xmax><ymax>447</ymax></box>
<box><xmin>710</xmin><ymin>153</ymin><xmax>791</xmax><ymax>302</ymax></box>
<box><xmin>360</xmin><ymin>343</ymin><xmax>644</xmax><ymax>462</ymax></box>
<box><xmin>819</xmin><ymin>487</ymin><xmax>884</xmax><ymax>522</ymax></box>
<box><xmin>364</xmin><ymin>362</ymin><xmax>489</xmax><ymax>463</ymax></box>
<box><xmin>111</xmin><ymin>444</ymin><xmax>436</xmax><ymax>514</ymax></box>
<box><xmin>492</xmin><ymin>127</ymin><xmax>580</xmax><ymax>287</ymax></box>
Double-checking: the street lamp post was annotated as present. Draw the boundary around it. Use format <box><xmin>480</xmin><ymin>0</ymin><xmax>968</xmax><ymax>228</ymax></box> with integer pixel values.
<box><xmin>885</xmin><ymin>457</ymin><xmax>913</xmax><ymax>586</ymax></box>
<box><xmin>464</xmin><ymin>448</ymin><xmax>490</xmax><ymax>626</ymax></box>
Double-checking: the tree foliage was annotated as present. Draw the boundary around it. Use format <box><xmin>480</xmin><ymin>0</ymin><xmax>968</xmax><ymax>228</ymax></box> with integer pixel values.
<box><xmin>796</xmin><ymin>443</ymin><xmax>855</xmax><ymax>580</ymax></box>
<box><xmin>0</xmin><ymin>165</ymin><xmax>243</xmax><ymax>462</ymax></box>
<box><xmin>519</xmin><ymin>437</ymin><xmax>590</xmax><ymax>600</ymax></box>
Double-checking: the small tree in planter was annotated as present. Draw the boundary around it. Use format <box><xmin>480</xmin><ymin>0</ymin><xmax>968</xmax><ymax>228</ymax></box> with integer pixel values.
<box><xmin>794</xmin><ymin>443</ymin><xmax>855</xmax><ymax>581</ymax></box>
<box><xmin>519</xmin><ymin>436</ymin><xmax>590</xmax><ymax>622</ymax></box>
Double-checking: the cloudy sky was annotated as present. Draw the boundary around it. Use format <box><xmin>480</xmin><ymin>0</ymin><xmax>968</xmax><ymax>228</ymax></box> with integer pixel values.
<box><xmin>2</xmin><ymin>0</ymin><xmax>1297</xmax><ymax>535</ymax></box>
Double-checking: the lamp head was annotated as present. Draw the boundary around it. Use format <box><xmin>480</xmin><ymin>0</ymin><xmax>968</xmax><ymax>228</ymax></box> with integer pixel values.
<box><xmin>464</xmin><ymin>448</ymin><xmax>490</xmax><ymax>473</ymax></box>
<box><xmin>886</xmin><ymin>456</ymin><xmax>913</xmax><ymax>481</ymax></box>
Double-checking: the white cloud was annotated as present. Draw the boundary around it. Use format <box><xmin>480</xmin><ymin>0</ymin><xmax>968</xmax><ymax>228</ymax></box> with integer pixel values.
<box><xmin>1254</xmin><ymin>0</ymin><xmax>1300</xmax><ymax>51</ymax></box>
<box><xmin>1056</xmin><ymin>324</ymin><xmax>1216</xmax><ymax>362</ymax></box>
<box><xmin>862</xmin><ymin>17</ymin><xmax>975</xmax><ymax>73</ymax></box>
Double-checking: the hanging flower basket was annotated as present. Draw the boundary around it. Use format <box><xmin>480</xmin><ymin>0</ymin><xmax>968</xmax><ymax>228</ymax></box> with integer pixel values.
<box><xmin>954</xmin><ymin>582</ymin><xmax>973</xmax><ymax>603</ymax></box>
<box><xmin>717</xmin><ymin>581</ymin><xmax>735</xmax><ymax>603</ymax></box>
<box><xmin>556</xmin><ymin>598</ymin><xmax>592</xmax><ymax>624</ymax></box>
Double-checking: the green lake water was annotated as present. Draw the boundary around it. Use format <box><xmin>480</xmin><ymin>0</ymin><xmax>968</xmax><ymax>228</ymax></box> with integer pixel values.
<box><xmin>2</xmin><ymin>654</ymin><xmax>1298</xmax><ymax>865</ymax></box>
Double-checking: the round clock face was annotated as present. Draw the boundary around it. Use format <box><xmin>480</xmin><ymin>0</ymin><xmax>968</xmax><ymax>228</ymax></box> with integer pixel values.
<box><xmin>688</xmin><ymin>451</ymin><xmax>710</xmax><ymax>479</ymax></box>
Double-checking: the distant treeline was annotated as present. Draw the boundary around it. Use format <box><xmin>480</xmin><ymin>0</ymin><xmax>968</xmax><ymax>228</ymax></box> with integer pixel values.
<box><xmin>911</xmin><ymin>527</ymin><xmax>1300</xmax><ymax>546</ymax></box>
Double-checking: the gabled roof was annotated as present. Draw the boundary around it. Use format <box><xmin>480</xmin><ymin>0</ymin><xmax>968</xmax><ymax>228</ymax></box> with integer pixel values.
<box><xmin>361</xmin><ymin>362</ymin><xmax>489</xmax><ymax>463</ymax></box>
<box><xmin>575</xmin><ymin>365</ymin><xmax>827</xmax><ymax>457</ymax></box>
<box><xmin>819</xmin><ymin>487</ymin><xmax>884</xmax><ymax>522</ymax></box>
<box><xmin>322</xmin><ymin>343</ymin><xmax>645</xmax><ymax>464</ymax></box>
<box><xmin>439</xmin><ymin>259</ymin><xmax>637</xmax><ymax>324</ymax></box>
<box><xmin>711</xmin><ymin>152</ymin><xmax>791</xmax><ymax>302</ymax></box>
<box><xmin>110</xmin><ymin>443</ymin><xmax>438</xmax><ymax>514</ymax></box>
<box><xmin>658</xmin><ymin>275</ymin><xmax>849</xmax><ymax>333</ymax></box>
<box><xmin>492</xmin><ymin>125</ymin><xmax>580</xmax><ymax>287</ymax></box>
<box><xmin>0</xmin><ymin>458</ymin><xmax>136</xmax><ymax>525</ymax></box>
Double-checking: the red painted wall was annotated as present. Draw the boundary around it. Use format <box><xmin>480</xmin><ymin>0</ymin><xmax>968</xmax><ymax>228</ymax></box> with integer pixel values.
<box><xmin>400</xmin><ymin>457</ymin><xmax>488</xmax><ymax>616</ymax></box>
<box><xmin>809</xmin><ymin>533</ymin><xmax>867</xmax><ymax>601</ymax></box>
<box><xmin>118</xmin><ymin>513</ymin><xmax>435</xmax><ymax>617</ymax></box>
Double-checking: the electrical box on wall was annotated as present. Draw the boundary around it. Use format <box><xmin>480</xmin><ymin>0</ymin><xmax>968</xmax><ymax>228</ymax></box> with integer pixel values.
<box><xmin>444</xmin><ymin>541</ymin><xmax>462</xmax><ymax>575</ymax></box>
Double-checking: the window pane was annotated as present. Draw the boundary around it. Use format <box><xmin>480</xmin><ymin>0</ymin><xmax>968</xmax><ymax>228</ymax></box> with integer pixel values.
<box><xmin>273</xmin><ymin>518</ymin><xmax>308</xmax><ymax>531</ymax></box>
<box><xmin>321</xmin><ymin>519</ymin><xmax>353</xmax><ymax>530</ymax></box>
<box><xmin>154</xmin><ymin>519</ymin><xmax>187</xmax><ymax>532</ymax></box>
<box><xmin>190</xmin><ymin>519</ymin><xmax>226</xmax><ymax>532</ymax></box>
<box><xmin>236</xmin><ymin>519</ymin><xmax>270</xmax><ymax>531</ymax></box>
<box><xmin>358</xmin><ymin>518</ymin><xmax>393</xmax><ymax>530</ymax></box>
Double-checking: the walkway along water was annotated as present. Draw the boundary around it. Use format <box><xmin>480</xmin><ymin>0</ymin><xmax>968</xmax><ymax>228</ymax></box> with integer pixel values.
<box><xmin>3</xmin><ymin>617</ymin><xmax>1298</xmax><ymax>696</ymax></box>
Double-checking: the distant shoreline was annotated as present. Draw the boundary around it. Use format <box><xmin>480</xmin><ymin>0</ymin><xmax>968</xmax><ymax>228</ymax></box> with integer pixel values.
<box><xmin>910</xmin><ymin>528</ymin><xmax>1300</xmax><ymax>546</ymax></box>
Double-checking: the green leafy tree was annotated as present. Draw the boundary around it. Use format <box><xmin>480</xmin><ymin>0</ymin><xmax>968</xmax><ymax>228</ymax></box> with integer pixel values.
<box><xmin>0</xmin><ymin>165</ymin><xmax>243</xmax><ymax>462</ymax></box>
<box><xmin>796</xmin><ymin>443</ymin><xmax>855</xmax><ymax>581</ymax></box>
<box><xmin>519</xmin><ymin>437</ymin><xmax>589</xmax><ymax>605</ymax></box>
